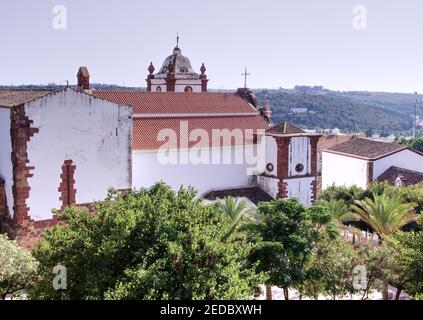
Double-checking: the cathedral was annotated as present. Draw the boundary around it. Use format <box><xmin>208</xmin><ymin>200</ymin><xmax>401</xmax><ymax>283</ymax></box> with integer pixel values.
<box><xmin>0</xmin><ymin>43</ymin><xmax>320</xmax><ymax>249</ymax></box>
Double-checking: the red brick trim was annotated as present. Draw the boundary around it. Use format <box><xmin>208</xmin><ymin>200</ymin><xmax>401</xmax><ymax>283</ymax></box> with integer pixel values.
<box><xmin>367</xmin><ymin>161</ymin><xmax>374</xmax><ymax>184</ymax></box>
<box><xmin>10</xmin><ymin>105</ymin><xmax>39</xmax><ymax>224</ymax></box>
<box><xmin>275</xmin><ymin>137</ymin><xmax>291</xmax><ymax>178</ymax></box>
<box><xmin>310</xmin><ymin>136</ymin><xmax>320</xmax><ymax>176</ymax></box>
<box><xmin>310</xmin><ymin>178</ymin><xmax>318</xmax><ymax>204</ymax></box>
<box><xmin>276</xmin><ymin>179</ymin><xmax>288</xmax><ymax>199</ymax></box>
<box><xmin>58</xmin><ymin>160</ymin><xmax>77</xmax><ymax>210</ymax></box>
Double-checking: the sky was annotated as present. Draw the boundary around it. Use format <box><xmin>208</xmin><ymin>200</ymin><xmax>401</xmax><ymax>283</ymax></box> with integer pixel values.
<box><xmin>0</xmin><ymin>0</ymin><xmax>422</xmax><ymax>92</ymax></box>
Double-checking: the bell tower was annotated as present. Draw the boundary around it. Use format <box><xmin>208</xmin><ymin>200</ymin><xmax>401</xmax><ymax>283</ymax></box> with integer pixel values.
<box><xmin>146</xmin><ymin>41</ymin><xmax>208</xmax><ymax>92</ymax></box>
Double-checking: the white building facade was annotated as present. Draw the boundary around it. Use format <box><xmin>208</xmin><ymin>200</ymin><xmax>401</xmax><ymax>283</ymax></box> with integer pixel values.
<box><xmin>321</xmin><ymin>137</ymin><xmax>423</xmax><ymax>189</ymax></box>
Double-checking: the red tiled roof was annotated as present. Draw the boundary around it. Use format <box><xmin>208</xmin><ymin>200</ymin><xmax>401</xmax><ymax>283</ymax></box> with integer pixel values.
<box><xmin>324</xmin><ymin>137</ymin><xmax>406</xmax><ymax>159</ymax></box>
<box><xmin>0</xmin><ymin>89</ymin><xmax>55</xmax><ymax>107</ymax></box>
<box><xmin>133</xmin><ymin>116</ymin><xmax>269</xmax><ymax>150</ymax></box>
<box><xmin>92</xmin><ymin>91</ymin><xmax>258</xmax><ymax>114</ymax></box>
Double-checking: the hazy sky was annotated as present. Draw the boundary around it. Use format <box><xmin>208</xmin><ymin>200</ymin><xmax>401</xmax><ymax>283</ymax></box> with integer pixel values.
<box><xmin>1</xmin><ymin>0</ymin><xmax>422</xmax><ymax>92</ymax></box>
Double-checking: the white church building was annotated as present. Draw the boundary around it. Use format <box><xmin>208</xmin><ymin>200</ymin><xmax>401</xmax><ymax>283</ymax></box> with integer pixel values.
<box><xmin>0</xmin><ymin>44</ymin><xmax>320</xmax><ymax>249</ymax></box>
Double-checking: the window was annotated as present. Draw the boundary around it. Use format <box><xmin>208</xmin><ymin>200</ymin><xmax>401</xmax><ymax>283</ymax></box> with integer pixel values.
<box><xmin>295</xmin><ymin>163</ymin><xmax>304</xmax><ymax>173</ymax></box>
<box><xmin>266</xmin><ymin>163</ymin><xmax>274</xmax><ymax>172</ymax></box>
<box><xmin>184</xmin><ymin>86</ymin><xmax>193</xmax><ymax>92</ymax></box>
<box><xmin>156</xmin><ymin>86</ymin><xmax>162</xmax><ymax>92</ymax></box>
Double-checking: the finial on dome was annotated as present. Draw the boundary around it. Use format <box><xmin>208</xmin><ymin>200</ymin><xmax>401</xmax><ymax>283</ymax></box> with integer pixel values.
<box><xmin>176</xmin><ymin>33</ymin><xmax>179</xmax><ymax>48</ymax></box>
<box><xmin>200</xmin><ymin>63</ymin><xmax>206</xmax><ymax>75</ymax></box>
<box><xmin>148</xmin><ymin>62</ymin><xmax>155</xmax><ymax>75</ymax></box>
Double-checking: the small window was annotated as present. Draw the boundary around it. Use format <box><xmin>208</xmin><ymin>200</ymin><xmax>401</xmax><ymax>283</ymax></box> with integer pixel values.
<box><xmin>266</xmin><ymin>163</ymin><xmax>274</xmax><ymax>172</ymax></box>
<box><xmin>184</xmin><ymin>86</ymin><xmax>193</xmax><ymax>92</ymax></box>
<box><xmin>156</xmin><ymin>86</ymin><xmax>162</xmax><ymax>92</ymax></box>
<box><xmin>295</xmin><ymin>163</ymin><xmax>304</xmax><ymax>173</ymax></box>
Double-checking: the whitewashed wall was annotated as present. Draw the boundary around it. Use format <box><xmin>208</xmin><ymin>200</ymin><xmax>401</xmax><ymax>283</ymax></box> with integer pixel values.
<box><xmin>25</xmin><ymin>89</ymin><xmax>132</xmax><ymax>221</ymax></box>
<box><xmin>132</xmin><ymin>145</ymin><xmax>258</xmax><ymax>195</ymax></box>
<box><xmin>257</xmin><ymin>175</ymin><xmax>278</xmax><ymax>199</ymax></box>
<box><xmin>373</xmin><ymin>149</ymin><xmax>423</xmax><ymax>179</ymax></box>
<box><xmin>288</xmin><ymin>137</ymin><xmax>311</xmax><ymax>176</ymax></box>
<box><xmin>0</xmin><ymin>108</ymin><xmax>13</xmax><ymax>215</ymax></box>
<box><xmin>322</xmin><ymin>152</ymin><xmax>368</xmax><ymax>189</ymax></box>
<box><xmin>285</xmin><ymin>176</ymin><xmax>314</xmax><ymax>207</ymax></box>
<box><xmin>262</xmin><ymin>135</ymin><xmax>277</xmax><ymax>175</ymax></box>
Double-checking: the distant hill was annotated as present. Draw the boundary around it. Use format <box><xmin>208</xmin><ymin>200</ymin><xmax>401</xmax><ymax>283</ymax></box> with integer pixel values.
<box><xmin>254</xmin><ymin>86</ymin><xmax>423</xmax><ymax>135</ymax></box>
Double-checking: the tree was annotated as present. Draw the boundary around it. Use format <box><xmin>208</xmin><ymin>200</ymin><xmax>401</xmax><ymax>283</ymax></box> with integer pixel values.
<box><xmin>219</xmin><ymin>196</ymin><xmax>257</xmax><ymax>236</ymax></box>
<box><xmin>382</xmin><ymin>231</ymin><xmax>423</xmax><ymax>299</ymax></box>
<box><xmin>248</xmin><ymin>199</ymin><xmax>334</xmax><ymax>300</ymax></box>
<box><xmin>351</xmin><ymin>193</ymin><xmax>417</xmax><ymax>240</ymax></box>
<box><xmin>0</xmin><ymin>234</ymin><xmax>38</xmax><ymax>300</ymax></box>
<box><xmin>31</xmin><ymin>183</ymin><xmax>263</xmax><ymax>300</ymax></box>
<box><xmin>351</xmin><ymin>193</ymin><xmax>417</xmax><ymax>299</ymax></box>
<box><xmin>298</xmin><ymin>233</ymin><xmax>358</xmax><ymax>300</ymax></box>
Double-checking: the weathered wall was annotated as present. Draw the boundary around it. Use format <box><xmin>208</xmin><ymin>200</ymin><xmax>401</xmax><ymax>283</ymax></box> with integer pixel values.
<box><xmin>257</xmin><ymin>175</ymin><xmax>278</xmax><ymax>199</ymax></box>
<box><xmin>288</xmin><ymin>136</ymin><xmax>311</xmax><ymax>177</ymax></box>
<box><xmin>132</xmin><ymin>145</ymin><xmax>258</xmax><ymax>195</ymax></box>
<box><xmin>322</xmin><ymin>152</ymin><xmax>368</xmax><ymax>189</ymax></box>
<box><xmin>24</xmin><ymin>89</ymin><xmax>132</xmax><ymax>221</ymax></box>
<box><xmin>373</xmin><ymin>149</ymin><xmax>423</xmax><ymax>180</ymax></box>
<box><xmin>0</xmin><ymin>108</ymin><xmax>13</xmax><ymax>217</ymax></box>
<box><xmin>284</xmin><ymin>176</ymin><xmax>315</xmax><ymax>207</ymax></box>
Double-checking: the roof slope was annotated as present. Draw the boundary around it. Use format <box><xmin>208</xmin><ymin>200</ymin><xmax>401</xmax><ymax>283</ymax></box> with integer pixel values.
<box><xmin>377</xmin><ymin>166</ymin><xmax>423</xmax><ymax>186</ymax></box>
<box><xmin>317</xmin><ymin>134</ymin><xmax>355</xmax><ymax>152</ymax></box>
<box><xmin>133</xmin><ymin>115</ymin><xmax>269</xmax><ymax>150</ymax></box>
<box><xmin>0</xmin><ymin>90</ymin><xmax>54</xmax><ymax>107</ymax></box>
<box><xmin>92</xmin><ymin>91</ymin><xmax>258</xmax><ymax>114</ymax></box>
<box><xmin>325</xmin><ymin>137</ymin><xmax>406</xmax><ymax>159</ymax></box>
<box><xmin>266</xmin><ymin>121</ymin><xmax>305</xmax><ymax>135</ymax></box>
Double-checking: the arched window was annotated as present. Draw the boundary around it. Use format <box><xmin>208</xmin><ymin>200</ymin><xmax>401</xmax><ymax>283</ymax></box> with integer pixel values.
<box><xmin>156</xmin><ymin>86</ymin><xmax>162</xmax><ymax>92</ymax></box>
<box><xmin>184</xmin><ymin>86</ymin><xmax>193</xmax><ymax>92</ymax></box>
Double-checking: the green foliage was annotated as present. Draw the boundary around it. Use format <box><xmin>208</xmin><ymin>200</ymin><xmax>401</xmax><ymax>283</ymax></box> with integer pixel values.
<box><xmin>382</xmin><ymin>231</ymin><xmax>423</xmax><ymax>298</ymax></box>
<box><xmin>317</xmin><ymin>199</ymin><xmax>358</xmax><ymax>224</ymax></box>
<box><xmin>318</xmin><ymin>184</ymin><xmax>365</xmax><ymax>206</ymax></box>
<box><xmin>0</xmin><ymin>234</ymin><xmax>38</xmax><ymax>300</ymax></box>
<box><xmin>31</xmin><ymin>183</ymin><xmax>263</xmax><ymax>300</ymax></box>
<box><xmin>219</xmin><ymin>197</ymin><xmax>257</xmax><ymax>236</ymax></box>
<box><xmin>298</xmin><ymin>233</ymin><xmax>358</xmax><ymax>300</ymax></box>
<box><xmin>397</xmin><ymin>138</ymin><xmax>423</xmax><ymax>152</ymax></box>
<box><xmin>351</xmin><ymin>193</ymin><xmax>417</xmax><ymax>238</ymax></box>
<box><xmin>248</xmin><ymin>199</ymin><xmax>335</xmax><ymax>298</ymax></box>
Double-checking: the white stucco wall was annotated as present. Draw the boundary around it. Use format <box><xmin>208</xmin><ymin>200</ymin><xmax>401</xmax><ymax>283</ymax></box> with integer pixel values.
<box><xmin>288</xmin><ymin>136</ymin><xmax>311</xmax><ymax>177</ymax></box>
<box><xmin>373</xmin><ymin>149</ymin><xmax>423</xmax><ymax>179</ymax></box>
<box><xmin>25</xmin><ymin>89</ymin><xmax>132</xmax><ymax>221</ymax></box>
<box><xmin>0</xmin><ymin>108</ymin><xmax>13</xmax><ymax>214</ymax></box>
<box><xmin>257</xmin><ymin>175</ymin><xmax>278</xmax><ymax>199</ymax></box>
<box><xmin>262</xmin><ymin>135</ymin><xmax>277</xmax><ymax>175</ymax></box>
<box><xmin>132</xmin><ymin>145</ymin><xmax>258</xmax><ymax>195</ymax></box>
<box><xmin>285</xmin><ymin>176</ymin><xmax>315</xmax><ymax>207</ymax></box>
<box><xmin>322</xmin><ymin>152</ymin><xmax>368</xmax><ymax>189</ymax></box>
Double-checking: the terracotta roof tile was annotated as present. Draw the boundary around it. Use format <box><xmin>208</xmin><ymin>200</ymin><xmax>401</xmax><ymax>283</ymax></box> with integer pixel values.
<box><xmin>317</xmin><ymin>134</ymin><xmax>356</xmax><ymax>151</ymax></box>
<box><xmin>0</xmin><ymin>90</ymin><xmax>54</xmax><ymax>107</ymax></box>
<box><xmin>325</xmin><ymin>137</ymin><xmax>406</xmax><ymax>159</ymax></box>
<box><xmin>133</xmin><ymin>116</ymin><xmax>269</xmax><ymax>150</ymax></box>
<box><xmin>266</xmin><ymin>121</ymin><xmax>305</xmax><ymax>135</ymax></box>
<box><xmin>92</xmin><ymin>91</ymin><xmax>258</xmax><ymax>114</ymax></box>
<box><xmin>377</xmin><ymin>166</ymin><xmax>423</xmax><ymax>186</ymax></box>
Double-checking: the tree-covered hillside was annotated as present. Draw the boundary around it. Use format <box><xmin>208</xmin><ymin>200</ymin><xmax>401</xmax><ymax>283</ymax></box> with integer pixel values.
<box><xmin>255</xmin><ymin>89</ymin><xmax>414</xmax><ymax>134</ymax></box>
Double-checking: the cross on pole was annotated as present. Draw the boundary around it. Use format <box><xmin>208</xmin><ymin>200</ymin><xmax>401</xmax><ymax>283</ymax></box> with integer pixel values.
<box><xmin>242</xmin><ymin>67</ymin><xmax>250</xmax><ymax>88</ymax></box>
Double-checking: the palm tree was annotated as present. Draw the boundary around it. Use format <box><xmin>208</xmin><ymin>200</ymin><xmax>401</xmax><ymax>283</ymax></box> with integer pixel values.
<box><xmin>318</xmin><ymin>199</ymin><xmax>357</xmax><ymax>224</ymax></box>
<box><xmin>351</xmin><ymin>192</ymin><xmax>417</xmax><ymax>299</ymax></box>
<box><xmin>219</xmin><ymin>196</ymin><xmax>257</xmax><ymax>235</ymax></box>
<box><xmin>351</xmin><ymin>193</ymin><xmax>417</xmax><ymax>240</ymax></box>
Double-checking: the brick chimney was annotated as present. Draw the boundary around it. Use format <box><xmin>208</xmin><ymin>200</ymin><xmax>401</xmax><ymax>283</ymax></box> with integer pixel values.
<box><xmin>77</xmin><ymin>67</ymin><xmax>90</xmax><ymax>90</ymax></box>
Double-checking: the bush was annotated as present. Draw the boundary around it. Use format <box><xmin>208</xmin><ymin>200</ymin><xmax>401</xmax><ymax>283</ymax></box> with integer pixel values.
<box><xmin>0</xmin><ymin>234</ymin><xmax>38</xmax><ymax>299</ymax></box>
